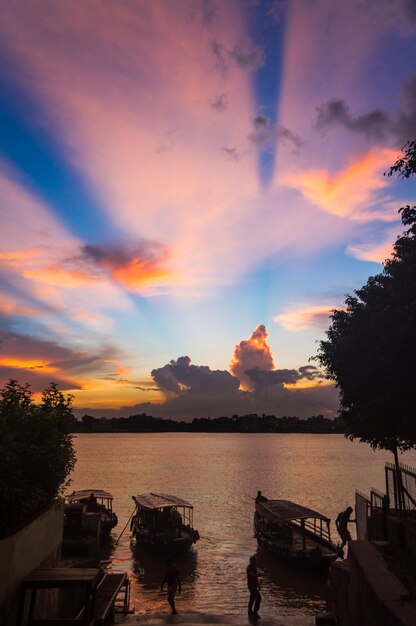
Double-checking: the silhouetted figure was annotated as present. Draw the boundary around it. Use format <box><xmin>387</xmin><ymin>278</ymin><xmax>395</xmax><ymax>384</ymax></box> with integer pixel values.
<box><xmin>86</xmin><ymin>492</ymin><xmax>98</xmax><ymax>512</ymax></box>
<box><xmin>255</xmin><ymin>491</ymin><xmax>267</xmax><ymax>503</ymax></box>
<box><xmin>161</xmin><ymin>557</ymin><xmax>181</xmax><ymax>614</ymax></box>
<box><xmin>247</xmin><ymin>556</ymin><xmax>261</xmax><ymax>618</ymax></box>
<box><xmin>336</xmin><ymin>506</ymin><xmax>355</xmax><ymax>556</ymax></box>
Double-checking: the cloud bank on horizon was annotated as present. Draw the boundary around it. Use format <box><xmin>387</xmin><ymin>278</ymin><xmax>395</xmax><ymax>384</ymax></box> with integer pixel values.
<box><xmin>72</xmin><ymin>324</ymin><xmax>338</xmax><ymax>420</ymax></box>
<box><xmin>0</xmin><ymin>0</ymin><xmax>415</xmax><ymax>415</ymax></box>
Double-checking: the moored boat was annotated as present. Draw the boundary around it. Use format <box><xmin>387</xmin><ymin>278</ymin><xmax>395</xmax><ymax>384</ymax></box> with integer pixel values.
<box><xmin>254</xmin><ymin>496</ymin><xmax>339</xmax><ymax>572</ymax></box>
<box><xmin>67</xmin><ymin>489</ymin><xmax>118</xmax><ymax>538</ymax></box>
<box><xmin>131</xmin><ymin>493</ymin><xmax>199</xmax><ymax>555</ymax></box>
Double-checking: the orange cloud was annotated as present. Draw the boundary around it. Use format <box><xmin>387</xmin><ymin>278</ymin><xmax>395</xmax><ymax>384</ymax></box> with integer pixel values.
<box><xmin>0</xmin><ymin>299</ymin><xmax>38</xmax><ymax>317</ymax></box>
<box><xmin>0</xmin><ymin>164</ymin><xmax>134</xmax><ymax>335</ymax></box>
<box><xmin>285</xmin><ymin>379</ymin><xmax>333</xmax><ymax>390</ymax></box>
<box><xmin>0</xmin><ymin>358</ymin><xmax>57</xmax><ymax>374</ymax></box>
<box><xmin>111</xmin><ymin>260</ymin><xmax>171</xmax><ymax>290</ymax></box>
<box><xmin>230</xmin><ymin>324</ymin><xmax>275</xmax><ymax>390</ymax></box>
<box><xmin>274</xmin><ymin>305</ymin><xmax>341</xmax><ymax>332</ymax></box>
<box><xmin>69</xmin><ymin>377</ymin><xmax>162</xmax><ymax>409</ymax></box>
<box><xmin>83</xmin><ymin>243</ymin><xmax>173</xmax><ymax>293</ymax></box>
<box><xmin>104</xmin><ymin>359</ymin><xmax>130</xmax><ymax>378</ymax></box>
<box><xmin>281</xmin><ymin>149</ymin><xmax>398</xmax><ymax>220</ymax></box>
<box><xmin>23</xmin><ymin>266</ymin><xmax>96</xmax><ymax>288</ymax></box>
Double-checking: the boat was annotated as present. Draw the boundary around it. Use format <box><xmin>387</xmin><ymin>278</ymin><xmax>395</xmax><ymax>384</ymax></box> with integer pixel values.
<box><xmin>254</xmin><ymin>497</ymin><xmax>339</xmax><ymax>572</ymax></box>
<box><xmin>66</xmin><ymin>489</ymin><xmax>118</xmax><ymax>538</ymax></box>
<box><xmin>131</xmin><ymin>493</ymin><xmax>200</xmax><ymax>555</ymax></box>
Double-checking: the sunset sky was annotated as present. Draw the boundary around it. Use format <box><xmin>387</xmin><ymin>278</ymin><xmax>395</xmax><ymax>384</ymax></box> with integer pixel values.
<box><xmin>0</xmin><ymin>0</ymin><xmax>415</xmax><ymax>419</ymax></box>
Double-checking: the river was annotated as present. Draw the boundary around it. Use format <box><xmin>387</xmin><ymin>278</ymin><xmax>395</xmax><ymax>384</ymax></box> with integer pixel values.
<box><xmin>69</xmin><ymin>433</ymin><xmax>416</xmax><ymax>618</ymax></box>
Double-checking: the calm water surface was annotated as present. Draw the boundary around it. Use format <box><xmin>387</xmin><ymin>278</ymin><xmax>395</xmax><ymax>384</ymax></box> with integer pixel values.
<box><xmin>70</xmin><ymin>433</ymin><xmax>416</xmax><ymax>617</ymax></box>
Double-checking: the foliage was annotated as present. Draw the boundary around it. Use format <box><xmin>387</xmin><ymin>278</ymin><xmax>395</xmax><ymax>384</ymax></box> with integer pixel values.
<box><xmin>387</xmin><ymin>139</ymin><xmax>416</xmax><ymax>180</ymax></box>
<box><xmin>0</xmin><ymin>380</ymin><xmax>76</xmax><ymax>536</ymax></box>
<box><xmin>316</xmin><ymin>143</ymin><xmax>416</xmax><ymax>452</ymax></box>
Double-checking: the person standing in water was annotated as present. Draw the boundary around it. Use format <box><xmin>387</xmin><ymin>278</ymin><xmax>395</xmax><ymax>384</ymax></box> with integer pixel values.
<box><xmin>247</xmin><ymin>555</ymin><xmax>261</xmax><ymax>618</ymax></box>
<box><xmin>161</xmin><ymin>557</ymin><xmax>181</xmax><ymax>614</ymax></box>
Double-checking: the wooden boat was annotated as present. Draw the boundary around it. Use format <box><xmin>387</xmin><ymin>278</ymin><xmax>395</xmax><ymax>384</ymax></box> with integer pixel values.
<box><xmin>67</xmin><ymin>489</ymin><xmax>118</xmax><ymax>537</ymax></box>
<box><xmin>254</xmin><ymin>497</ymin><xmax>339</xmax><ymax>572</ymax></box>
<box><xmin>131</xmin><ymin>493</ymin><xmax>200</xmax><ymax>555</ymax></box>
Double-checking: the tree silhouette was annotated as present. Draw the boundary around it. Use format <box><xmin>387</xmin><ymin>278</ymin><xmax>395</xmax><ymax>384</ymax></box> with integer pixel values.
<box><xmin>316</xmin><ymin>142</ymin><xmax>416</xmax><ymax>456</ymax></box>
<box><xmin>0</xmin><ymin>380</ymin><xmax>76</xmax><ymax>535</ymax></box>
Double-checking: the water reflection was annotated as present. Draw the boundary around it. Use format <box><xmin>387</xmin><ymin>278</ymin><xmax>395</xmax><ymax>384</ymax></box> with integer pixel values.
<box><xmin>255</xmin><ymin>550</ymin><xmax>326</xmax><ymax>613</ymax></box>
<box><xmin>70</xmin><ymin>433</ymin><xmax>416</xmax><ymax>616</ymax></box>
<box><xmin>132</xmin><ymin>547</ymin><xmax>198</xmax><ymax>588</ymax></box>
<box><xmin>129</xmin><ymin>546</ymin><xmax>198</xmax><ymax>613</ymax></box>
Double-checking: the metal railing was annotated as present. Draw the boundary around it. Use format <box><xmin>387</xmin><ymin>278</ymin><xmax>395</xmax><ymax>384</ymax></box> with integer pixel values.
<box><xmin>386</xmin><ymin>462</ymin><xmax>416</xmax><ymax>515</ymax></box>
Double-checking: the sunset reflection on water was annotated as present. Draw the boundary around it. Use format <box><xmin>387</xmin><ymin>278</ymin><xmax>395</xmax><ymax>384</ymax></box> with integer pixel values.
<box><xmin>70</xmin><ymin>433</ymin><xmax>416</xmax><ymax>617</ymax></box>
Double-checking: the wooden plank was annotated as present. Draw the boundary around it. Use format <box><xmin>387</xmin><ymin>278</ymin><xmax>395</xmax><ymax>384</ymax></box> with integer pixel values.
<box><xmin>93</xmin><ymin>573</ymin><xmax>127</xmax><ymax>624</ymax></box>
<box><xmin>24</xmin><ymin>569</ymin><xmax>100</xmax><ymax>586</ymax></box>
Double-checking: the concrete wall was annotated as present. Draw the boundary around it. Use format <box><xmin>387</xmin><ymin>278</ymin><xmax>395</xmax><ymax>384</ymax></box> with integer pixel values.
<box><xmin>387</xmin><ymin>515</ymin><xmax>416</xmax><ymax>556</ymax></box>
<box><xmin>330</xmin><ymin>540</ymin><xmax>416</xmax><ymax>626</ymax></box>
<box><xmin>0</xmin><ymin>502</ymin><xmax>64</xmax><ymax>626</ymax></box>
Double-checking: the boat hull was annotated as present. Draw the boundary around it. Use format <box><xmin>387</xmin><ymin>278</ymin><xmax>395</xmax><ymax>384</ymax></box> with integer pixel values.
<box><xmin>132</xmin><ymin>530</ymin><xmax>197</xmax><ymax>556</ymax></box>
<box><xmin>255</xmin><ymin>534</ymin><xmax>337</xmax><ymax>573</ymax></box>
<box><xmin>254</xmin><ymin>519</ymin><xmax>338</xmax><ymax>573</ymax></box>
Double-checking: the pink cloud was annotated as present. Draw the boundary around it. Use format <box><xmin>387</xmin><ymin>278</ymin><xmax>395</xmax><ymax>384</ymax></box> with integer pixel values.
<box><xmin>346</xmin><ymin>224</ymin><xmax>403</xmax><ymax>263</ymax></box>
<box><xmin>274</xmin><ymin>305</ymin><xmax>341</xmax><ymax>332</ymax></box>
<box><xmin>0</xmin><ymin>1</ymin><xmax>380</xmax><ymax>290</ymax></box>
<box><xmin>0</xmin><ymin>162</ymin><xmax>133</xmax><ymax>333</ymax></box>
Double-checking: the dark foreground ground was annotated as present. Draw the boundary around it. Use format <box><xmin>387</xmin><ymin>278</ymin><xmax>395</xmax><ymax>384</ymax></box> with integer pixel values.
<box><xmin>116</xmin><ymin>611</ymin><xmax>315</xmax><ymax>626</ymax></box>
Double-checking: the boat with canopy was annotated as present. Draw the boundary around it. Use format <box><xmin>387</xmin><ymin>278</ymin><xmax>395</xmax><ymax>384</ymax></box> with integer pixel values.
<box><xmin>67</xmin><ymin>489</ymin><xmax>118</xmax><ymax>537</ymax></box>
<box><xmin>254</xmin><ymin>497</ymin><xmax>339</xmax><ymax>572</ymax></box>
<box><xmin>131</xmin><ymin>493</ymin><xmax>199</xmax><ymax>555</ymax></box>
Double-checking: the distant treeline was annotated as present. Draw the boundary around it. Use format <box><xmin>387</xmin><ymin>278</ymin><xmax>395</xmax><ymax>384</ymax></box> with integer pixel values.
<box><xmin>74</xmin><ymin>413</ymin><xmax>345</xmax><ymax>434</ymax></box>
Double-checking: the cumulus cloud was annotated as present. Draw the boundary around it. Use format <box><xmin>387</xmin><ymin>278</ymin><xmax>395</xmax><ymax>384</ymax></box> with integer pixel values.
<box><xmin>69</xmin><ymin>324</ymin><xmax>336</xmax><ymax>420</ymax></box>
<box><xmin>152</xmin><ymin>355</ymin><xmax>240</xmax><ymax>399</ymax></box>
<box><xmin>74</xmin><ymin>358</ymin><xmax>337</xmax><ymax>420</ymax></box>
<box><xmin>230</xmin><ymin>324</ymin><xmax>275</xmax><ymax>389</ymax></box>
<box><xmin>244</xmin><ymin>366</ymin><xmax>299</xmax><ymax>394</ymax></box>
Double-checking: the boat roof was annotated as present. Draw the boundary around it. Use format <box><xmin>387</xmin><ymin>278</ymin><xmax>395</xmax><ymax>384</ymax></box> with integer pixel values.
<box><xmin>133</xmin><ymin>493</ymin><xmax>193</xmax><ymax>510</ymax></box>
<box><xmin>257</xmin><ymin>499</ymin><xmax>330</xmax><ymax>523</ymax></box>
<box><xmin>68</xmin><ymin>489</ymin><xmax>113</xmax><ymax>502</ymax></box>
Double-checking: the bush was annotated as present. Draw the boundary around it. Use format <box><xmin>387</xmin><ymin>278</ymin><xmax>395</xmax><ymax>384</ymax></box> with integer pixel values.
<box><xmin>0</xmin><ymin>380</ymin><xmax>76</xmax><ymax>535</ymax></box>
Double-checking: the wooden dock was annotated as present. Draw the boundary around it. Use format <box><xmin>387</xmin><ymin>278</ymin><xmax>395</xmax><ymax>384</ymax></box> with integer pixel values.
<box><xmin>16</xmin><ymin>568</ymin><xmax>129</xmax><ymax>626</ymax></box>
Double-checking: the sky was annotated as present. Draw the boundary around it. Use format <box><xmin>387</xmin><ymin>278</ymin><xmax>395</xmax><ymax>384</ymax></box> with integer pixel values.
<box><xmin>0</xmin><ymin>0</ymin><xmax>415</xmax><ymax>420</ymax></box>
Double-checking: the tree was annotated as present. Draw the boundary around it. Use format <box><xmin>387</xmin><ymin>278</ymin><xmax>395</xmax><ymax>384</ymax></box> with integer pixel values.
<box><xmin>316</xmin><ymin>142</ymin><xmax>416</xmax><ymax>454</ymax></box>
<box><xmin>0</xmin><ymin>380</ymin><xmax>76</xmax><ymax>535</ymax></box>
